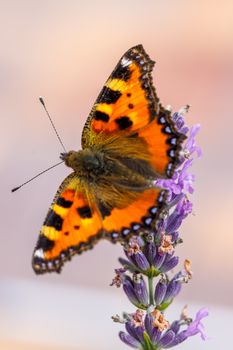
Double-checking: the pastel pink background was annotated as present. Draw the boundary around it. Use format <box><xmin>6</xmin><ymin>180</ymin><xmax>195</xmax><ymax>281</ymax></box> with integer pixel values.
<box><xmin>0</xmin><ymin>1</ymin><xmax>232</xmax><ymax>349</ymax></box>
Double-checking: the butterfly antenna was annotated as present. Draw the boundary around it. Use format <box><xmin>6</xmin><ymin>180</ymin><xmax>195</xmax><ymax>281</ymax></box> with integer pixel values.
<box><xmin>11</xmin><ymin>160</ymin><xmax>64</xmax><ymax>192</ymax></box>
<box><xmin>39</xmin><ymin>96</ymin><xmax>67</xmax><ymax>153</ymax></box>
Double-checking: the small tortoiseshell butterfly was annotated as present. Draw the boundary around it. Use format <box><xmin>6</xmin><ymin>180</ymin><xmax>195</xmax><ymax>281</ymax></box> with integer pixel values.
<box><xmin>32</xmin><ymin>45</ymin><xmax>185</xmax><ymax>274</ymax></box>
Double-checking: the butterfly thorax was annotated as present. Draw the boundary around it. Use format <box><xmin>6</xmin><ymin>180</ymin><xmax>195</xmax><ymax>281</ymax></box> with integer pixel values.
<box><xmin>60</xmin><ymin>149</ymin><xmax>106</xmax><ymax>178</ymax></box>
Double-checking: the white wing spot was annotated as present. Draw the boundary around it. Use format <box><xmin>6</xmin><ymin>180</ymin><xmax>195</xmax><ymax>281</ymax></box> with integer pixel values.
<box><xmin>121</xmin><ymin>57</ymin><xmax>132</xmax><ymax>67</ymax></box>
<box><xmin>34</xmin><ymin>248</ymin><xmax>44</xmax><ymax>259</ymax></box>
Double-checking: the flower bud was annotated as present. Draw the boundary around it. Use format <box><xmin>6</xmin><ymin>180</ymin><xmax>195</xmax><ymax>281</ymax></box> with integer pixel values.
<box><xmin>158</xmin><ymin>329</ymin><xmax>175</xmax><ymax>348</ymax></box>
<box><xmin>164</xmin><ymin>280</ymin><xmax>181</xmax><ymax>303</ymax></box>
<box><xmin>154</xmin><ymin>280</ymin><xmax>167</xmax><ymax>306</ymax></box>
<box><xmin>144</xmin><ymin>313</ymin><xmax>153</xmax><ymax>337</ymax></box>
<box><xmin>153</xmin><ymin>250</ymin><xmax>166</xmax><ymax>268</ymax></box>
<box><xmin>144</xmin><ymin>242</ymin><xmax>156</xmax><ymax>264</ymax></box>
<box><xmin>133</xmin><ymin>275</ymin><xmax>148</xmax><ymax>306</ymax></box>
<box><xmin>119</xmin><ymin>331</ymin><xmax>140</xmax><ymax>348</ymax></box>
<box><xmin>123</xmin><ymin>278</ymin><xmax>140</xmax><ymax>307</ymax></box>
<box><xmin>125</xmin><ymin>322</ymin><xmax>144</xmax><ymax>343</ymax></box>
<box><xmin>160</xmin><ymin>256</ymin><xmax>179</xmax><ymax>273</ymax></box>
<box><xmin>134</xmin><ymin>252</ymin><xmax>150</xmax><ymax>271</ymax></box>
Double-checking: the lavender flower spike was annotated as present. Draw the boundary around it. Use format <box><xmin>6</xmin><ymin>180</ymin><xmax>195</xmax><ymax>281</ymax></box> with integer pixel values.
<box><xmin>112</xmin><ymin>107</ymin><xmax>208</xmax><ymax>350</ymax></box>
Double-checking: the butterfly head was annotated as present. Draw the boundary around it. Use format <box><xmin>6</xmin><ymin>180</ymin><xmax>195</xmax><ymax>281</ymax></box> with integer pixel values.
<box><xmin>60</xmin><ymin>150</ymin><xmax>76</xmax><ymax>166</ymax></box>
<box><xmin>60</xmin><ymin>149</ymin><xmax>104</xmax><ymax>176</ymax></box>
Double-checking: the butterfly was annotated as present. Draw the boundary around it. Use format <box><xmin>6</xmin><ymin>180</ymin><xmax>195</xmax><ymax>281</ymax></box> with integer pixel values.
<box><xmin>32</xmin><ymin>44</ymin><xmax>185</xmax><ymax>274</ymax></box>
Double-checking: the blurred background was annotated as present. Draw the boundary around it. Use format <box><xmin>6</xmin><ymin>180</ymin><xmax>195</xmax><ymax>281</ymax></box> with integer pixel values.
<box><xmin>1</xmin><ymin>0</ymin><xmax>232</xmax><ymax>349</ymax></box>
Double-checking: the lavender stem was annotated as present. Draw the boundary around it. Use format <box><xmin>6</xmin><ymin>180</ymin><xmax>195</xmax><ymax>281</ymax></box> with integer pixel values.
<box><xmin>148</xmin><ymin>276</ymin><xmax>154</xmax><ymax>306</ymax></box>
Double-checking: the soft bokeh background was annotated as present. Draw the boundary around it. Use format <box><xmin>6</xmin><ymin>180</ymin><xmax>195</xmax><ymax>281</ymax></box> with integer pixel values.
<box><xmin>1</xmin><ymin>0</ymin><xmax>232</xmax><ymax>349</ymax></box>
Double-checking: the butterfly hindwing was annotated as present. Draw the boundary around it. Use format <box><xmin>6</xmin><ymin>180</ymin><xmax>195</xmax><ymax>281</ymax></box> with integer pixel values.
<box><xmin>32</xmin><ymin>174</ymin><xmax>103</xmax><ymax>274</ymax></box>
<box><xmin>101</xmin><ymin>187</ymin><xmax>167</xmax><ymax>241</ymax></box>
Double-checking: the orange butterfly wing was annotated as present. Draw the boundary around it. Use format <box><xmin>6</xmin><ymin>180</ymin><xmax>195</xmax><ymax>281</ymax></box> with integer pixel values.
<box><xmin>32</xmin><ymin>174</ymin><xmax>103</xmax><ymax>274</ymax></box>
<box><xmin>82</xmin><ymin>44</ymin><xmax>185</xmax><ymax>179</ymax></box>
<box><xmin>82</xmin><ymin>45</ymin><xmax>157</xmax><ymax>141</ymax></box>
<box><xmin>102</xmin><ymin>188</ymin><xmax>167</xmax><ymax>241</ymax></box>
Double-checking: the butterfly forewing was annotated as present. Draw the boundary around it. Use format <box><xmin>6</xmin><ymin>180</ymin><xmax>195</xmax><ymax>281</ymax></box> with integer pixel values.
<box><xmin>82</xmin><ymin>44</ymin><xmax>185</xmax><ymax>179</ymax></box>
<box><xmin>82</xmin><ymin>45</ymin><xmax>158</xmax><ymax>147</ymax></box>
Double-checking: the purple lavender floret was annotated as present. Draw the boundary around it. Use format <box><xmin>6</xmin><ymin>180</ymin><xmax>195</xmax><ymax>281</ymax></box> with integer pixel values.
<box><xmin>111</xmin><ymin>108</ymin><xmax>208</xmax><ymax>349</ymax></box>
<box><xmin>184</xmin><ymin>308</ymin><xmax>209</xmax><ymax>340</ymax></box>
<box><xmin>166</xmin><ymin>308</ymin><xmax>209</xmax><ymax>348</ymax></box>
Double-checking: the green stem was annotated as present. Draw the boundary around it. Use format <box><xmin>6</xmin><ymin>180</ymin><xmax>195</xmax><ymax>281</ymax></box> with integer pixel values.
<box><xmin>148</xmin><ymin>276</ymin><xmax>154</xmax><ymax>306</ymax></box>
